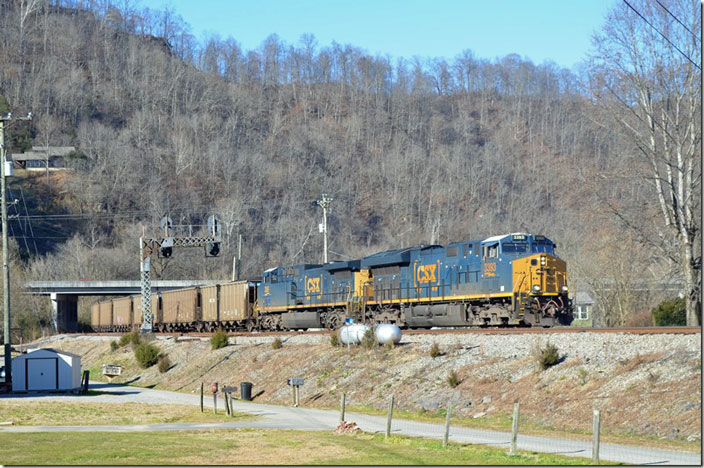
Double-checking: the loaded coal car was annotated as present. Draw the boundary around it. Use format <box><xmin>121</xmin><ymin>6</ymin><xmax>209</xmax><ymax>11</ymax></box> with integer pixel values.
<box><xmin>200</xmin><ymin>281</ymin><xmax>258</xmax><ymax>331</ymax></box>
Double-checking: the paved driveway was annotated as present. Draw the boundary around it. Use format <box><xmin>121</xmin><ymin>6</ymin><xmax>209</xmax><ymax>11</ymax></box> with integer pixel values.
<box><xmin>1</xmin><ymin>383</ymin><xmax>700</xmax><ymax>465</ymax></box>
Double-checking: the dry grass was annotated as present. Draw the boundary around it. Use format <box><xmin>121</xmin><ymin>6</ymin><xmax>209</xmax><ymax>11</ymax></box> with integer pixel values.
<box><xmin>0</xmin><ymin>400</ymin><xmax>252</xmax><ymax>426</ymax></box>
<box><xmin>617</xmin><ymin>353</ymin><xmax>666</xmax><ymax>373</ymax></box>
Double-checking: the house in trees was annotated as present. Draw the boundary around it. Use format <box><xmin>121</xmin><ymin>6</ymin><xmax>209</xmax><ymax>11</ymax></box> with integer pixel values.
<box><xmin>11</xmin><ymin>146</ymin><xmax>75</xmax><ymax>171</ymax></box>
<box><xmin>572</xmin><ymin>291</ymin><xmax>595</xmax><ymax>326</ymax></box>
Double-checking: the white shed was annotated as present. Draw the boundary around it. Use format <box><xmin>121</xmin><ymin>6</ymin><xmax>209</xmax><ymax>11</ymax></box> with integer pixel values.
<box><xmin>12</xmin><ymin>348</ymin><xmax>82</xmax><ymax>393</ymax></box>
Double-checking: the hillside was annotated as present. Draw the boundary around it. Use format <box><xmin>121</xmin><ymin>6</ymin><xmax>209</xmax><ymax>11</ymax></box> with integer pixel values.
<box><xmin>34</xmin><ymin>330</ymin><xmax>701</xmax><ymax>451</ymax></box>
<box><xmin>0</xmin><ymin>0</ymin><xmax>699</xmax><ymax>338</ymax></box>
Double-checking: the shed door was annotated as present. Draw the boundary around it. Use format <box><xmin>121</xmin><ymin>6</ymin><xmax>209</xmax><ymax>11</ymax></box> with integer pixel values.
<box><xmin>27</xmin><ymin>358</ymin><xmax>58</xmax><ymax>390</ymax></box>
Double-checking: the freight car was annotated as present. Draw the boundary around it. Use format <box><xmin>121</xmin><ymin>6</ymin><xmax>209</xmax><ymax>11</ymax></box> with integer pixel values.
<box><xmin>90</xmin><ymin>233</ymin><xmax>573</xmax><ymax>332</ymax></box>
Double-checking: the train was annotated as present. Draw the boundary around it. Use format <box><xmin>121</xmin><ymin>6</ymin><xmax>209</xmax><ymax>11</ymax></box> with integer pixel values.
<box><xmin>90</xmin><ymin>232</ymin><xmax>573</xmax><ymax>332</ymax></box>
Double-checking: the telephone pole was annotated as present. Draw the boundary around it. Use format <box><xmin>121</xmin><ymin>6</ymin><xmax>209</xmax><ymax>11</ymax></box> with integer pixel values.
<box><xmin>312</xmin><ymin>193</ymin><xmax>332</xmax><ymax>264</ymax></box>
<box><xmin>0</xmin><ymin>112</ymin><xmax>32</xmax><ymax>390</ymax></box>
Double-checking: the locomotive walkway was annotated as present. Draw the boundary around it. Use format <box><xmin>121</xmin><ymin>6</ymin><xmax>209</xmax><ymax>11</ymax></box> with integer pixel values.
<box><xmin>1</xmin><ymin>383</ymin><xmax>699</xmax><ymax>465</ymax></box>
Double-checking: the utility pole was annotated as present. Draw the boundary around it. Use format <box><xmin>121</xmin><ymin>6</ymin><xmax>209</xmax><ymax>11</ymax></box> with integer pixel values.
<box><xmin>312</xmin><ymin>193</ymin><xmax>332</xmax><ymax>264</ymax></box>
<box><xmin>139</xmin><ymin>215</ymin><xmax>221</xmax><ymax>333</ymax></box>
<box><xmin>0</xmin><ymin>112</ymin><xmax>32</xmax><ymax>390</ymax></box>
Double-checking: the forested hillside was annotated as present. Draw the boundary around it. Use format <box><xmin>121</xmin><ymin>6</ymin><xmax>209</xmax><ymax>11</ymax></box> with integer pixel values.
<box><xmin>0</xmin><ymin>0</ymin><xmax>699</xmax><ymax>336</ymax></box>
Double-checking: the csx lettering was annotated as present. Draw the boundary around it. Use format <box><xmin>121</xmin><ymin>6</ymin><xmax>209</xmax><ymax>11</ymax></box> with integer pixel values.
<box><xmin>306</xmin><ymin>277</ymin><xmax>321</xmax><ymax>294</ymax></box>
<box><xmin>416</xmin><ymin>264</ymin><xmax>437</xmax><ymax>284</ymax></box>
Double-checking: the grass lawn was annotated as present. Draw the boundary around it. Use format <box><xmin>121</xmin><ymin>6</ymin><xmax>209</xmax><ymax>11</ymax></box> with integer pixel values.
<box><xmin>0</xmin><ymin>400</ymin><xmax>251</xmax><ymax>426</ymax></box>
<box><xmin>0</xmin><ymin>429</ymin><xmax>602</xmax><ymax>465</ymax></box>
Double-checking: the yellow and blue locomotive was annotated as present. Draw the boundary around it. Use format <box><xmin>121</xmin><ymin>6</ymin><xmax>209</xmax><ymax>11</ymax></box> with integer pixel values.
<box><xmin>256</xmin><ymin>233</ymin><xmax>573</xmax><ymax>329</ymax></box>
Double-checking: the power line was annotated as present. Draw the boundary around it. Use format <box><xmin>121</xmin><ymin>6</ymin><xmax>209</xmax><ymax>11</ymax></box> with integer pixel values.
<box><xmin>622</xmin><ymin>0</ymin><xmax>701</xmax><ymax>71</ymax></box>
<box><xmin>654</xmin><ymin>0</ymin><xmax>700</xmax><ymax>42</ymax></box>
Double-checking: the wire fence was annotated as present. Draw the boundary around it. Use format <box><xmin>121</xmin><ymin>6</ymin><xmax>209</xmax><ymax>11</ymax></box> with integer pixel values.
<box><xmin>331</xmin><ymin>392</ymin><xmax>701</xmax><ymax>466</ymax></box>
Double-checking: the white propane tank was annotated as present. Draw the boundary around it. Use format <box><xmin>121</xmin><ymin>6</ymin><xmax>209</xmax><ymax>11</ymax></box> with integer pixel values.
<box><xmin>339</xmin><ymin>323</ymin><xmax>371</xmax><ymax>345</ymax></box>
<box><xmin>375</xmin><ymin>324</ymin><xmax>402</xmax><ymax>345</ymax></box>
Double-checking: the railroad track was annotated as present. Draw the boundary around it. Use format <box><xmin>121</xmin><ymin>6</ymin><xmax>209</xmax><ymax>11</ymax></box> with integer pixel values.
<box><xmin>82</xmin><ymin>326</ymin><xmax>700</xmax><ymax>338</ymax></box>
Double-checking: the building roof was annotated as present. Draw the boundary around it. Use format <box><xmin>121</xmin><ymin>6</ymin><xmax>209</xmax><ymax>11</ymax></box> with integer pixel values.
<box><xmin>17</xmin><ymin>347</ymin><xmax>81</xmax><ymax>359</ymax></box>
<box><xmin>575</xmin><ymin>291</ymin><xmax>595</xmax><ymax>304</ymax></box>
<box><xmin>11</xmin><ymin>146</ymin><xmax>75</xmax><ymax>161</ymax></box>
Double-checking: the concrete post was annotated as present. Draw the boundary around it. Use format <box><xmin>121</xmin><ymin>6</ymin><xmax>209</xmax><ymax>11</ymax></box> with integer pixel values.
<box><xmin>509</xmin><ymin>402</ymin><xmax>519</xmax><ymax>456</ymax></box>
<box><xmin>50</xmin><ymin>294</ymin><xmax>78</xmax><ymax>333</ymax></box>
<box><xmin>592</xmin><ymin>409</ymin><xmax>601</xmax><ymax>465</ymax></box>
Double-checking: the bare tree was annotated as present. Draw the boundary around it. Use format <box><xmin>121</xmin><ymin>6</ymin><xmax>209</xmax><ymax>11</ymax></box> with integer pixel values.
<box><xmin>588</xmin><ymin>0</ymin><xmax>701</xmax><ymax>325</ymax></box>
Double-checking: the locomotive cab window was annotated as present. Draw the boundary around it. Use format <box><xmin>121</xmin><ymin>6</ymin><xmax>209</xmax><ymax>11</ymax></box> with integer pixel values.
<box><xmin>501</xmin><ymin>242</ymin><xmax>527</xmax><ymax>255</ymax></box>
<box><xmin>531</xmin><ymin>240</ymin><xmax>555</xmax><ymax>254</ymax></box>
<box><xmin>483</xmin><ymin>243</ymin><xmax>499</xmax><ymax>259</ymax></box>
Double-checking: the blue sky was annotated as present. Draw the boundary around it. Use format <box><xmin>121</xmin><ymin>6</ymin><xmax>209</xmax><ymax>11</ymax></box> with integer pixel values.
<box><xmin>159</xmin><ymin>0</ymin><xmax>617</xmax><ymax>69</ymax></box>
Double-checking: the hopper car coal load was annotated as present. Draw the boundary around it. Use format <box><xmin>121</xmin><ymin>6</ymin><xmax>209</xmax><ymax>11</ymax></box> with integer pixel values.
<box><xmin>90</xmin><ymin>233</ymin><xmax>573</xmax><ymax>332</ymax></box>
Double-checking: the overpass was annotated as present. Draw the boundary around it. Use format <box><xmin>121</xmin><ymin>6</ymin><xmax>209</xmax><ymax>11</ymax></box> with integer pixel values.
<box><xmin>26</xmin><ymin>280</ymin><xmax>219</xmax><ymax>332</ymax></box>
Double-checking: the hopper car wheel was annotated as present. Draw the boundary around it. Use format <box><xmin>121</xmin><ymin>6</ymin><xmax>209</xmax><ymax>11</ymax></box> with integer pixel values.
<box><xmin>246</xmin><ymin>320</ymin><xmax>257</xmax><ymax>332</ymax></box>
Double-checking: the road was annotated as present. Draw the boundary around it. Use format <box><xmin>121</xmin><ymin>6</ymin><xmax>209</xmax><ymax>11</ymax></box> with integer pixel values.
<box><xmin>1</xmin><ymin>383</ymin><xmax>700</xmax><ymax>465</ymax></box>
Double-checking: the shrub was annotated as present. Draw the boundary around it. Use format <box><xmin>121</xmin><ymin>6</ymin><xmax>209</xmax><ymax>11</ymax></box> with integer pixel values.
<box><xmin>536</xmin><ymin>342</ymin><xmax>560</xmax><ymax>370</ymax></box>
<box><xmin>624</xmin><ymin>310</ymin><xmax>654</xmax><ymax>327</ymax></box>
<box><xmin>330</xmin><ymin>333</ymin><xmax>340</xmax><ymax>347</ymax></box>
<box><xmin>360</xmin><ymin>328</ymin><xmax>376</xmax><ymax>349</ymax></box>
<box><xmin>272</xmin><ymin>337</ymin><xmax>283</xmax><ymax>349</ymax></box>
<box><xmin>119</xmin><ymin>330</ymin><xmax>141</xmax><ymax>348</ymax></box>
<box><xmin>157</xmin><ymin>354</ymin><xmax>171</xmax><ymax>373</ymax></box>
<box><xmin>429</xmin><ymin>342</ymin><xmax>441</xmax><ymax>358</ymax></box>
<box><xmin>211</xmin><ymin>329</ymin><xmax>229</xmax><ymax>350</ymax></box>
<box><xmin>577</xmin><ymin>367</ymin><xmax>588</xmax><ymax>386</ymax></box>
<box><xmin>134</xmin><ymin>342</ymin><xmax>160</xmax><ymax>369</ymax></box>
<box><xmin>447</xmin><ymin>370</ymin><xmax>460</xmax><ymax>388</ymax></box>
<box><xmin>651</xmin><ymin>298</ymin><xmax>686</xmax><ymax>326</ymax></box>
<box><xmin>110</xmin><ymin>340</ymin><xmax>119</xmax><ymax>351</ymax></box>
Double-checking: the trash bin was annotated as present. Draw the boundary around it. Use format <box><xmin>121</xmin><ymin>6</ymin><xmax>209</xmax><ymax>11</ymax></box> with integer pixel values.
<box><xmin>240</xmin><ymin>382</ymin><xmax>252</xmax><ymax>401</ymax></box>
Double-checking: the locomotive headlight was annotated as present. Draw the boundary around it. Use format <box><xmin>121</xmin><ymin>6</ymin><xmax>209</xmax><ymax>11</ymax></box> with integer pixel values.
<box><xmin>532</xmin><ymin>285</ymin><xmax>541</xmax><ymax>292</ymax></box>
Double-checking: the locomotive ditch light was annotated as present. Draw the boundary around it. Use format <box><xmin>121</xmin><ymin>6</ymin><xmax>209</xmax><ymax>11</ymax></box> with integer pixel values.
<box><xmin>562</xmin><ymin>286</ymin><xmax>569</xmax><ymax>292</ymax></box>
<box><xmin>533</xmin><ymin>285</ymin><xmax>541</xmax><ymax>292</ymax></box>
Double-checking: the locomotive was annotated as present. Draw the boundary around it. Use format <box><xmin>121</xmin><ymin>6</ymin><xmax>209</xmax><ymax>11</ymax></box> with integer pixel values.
<box><xmin>90</xmin><ymin>233</ymin><xmax>573</xmax><ymax>332</ymax></box>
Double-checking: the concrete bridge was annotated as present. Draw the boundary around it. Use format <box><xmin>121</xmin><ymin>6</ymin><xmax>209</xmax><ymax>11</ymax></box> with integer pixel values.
<box><xmin>26</xmin><ymin>280</ymin><xmax>218</xmax><ymax>332</ymax></box>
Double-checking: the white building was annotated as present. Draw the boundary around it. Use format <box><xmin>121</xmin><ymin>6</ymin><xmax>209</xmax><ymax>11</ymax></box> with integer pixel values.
<box><xmin>12</xmin><ymin>348</ymin><xmax>82</xmax><ymax>393</ymax></box>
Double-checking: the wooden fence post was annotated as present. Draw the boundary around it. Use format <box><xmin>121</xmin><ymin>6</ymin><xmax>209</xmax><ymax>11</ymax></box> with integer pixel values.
<box><xmin>443</xmin><ymin>401</ymin><xmax>452</xmax><ymax>448</ymax></box>
<box><xmin>200</xmin><ymin>382</ymin><xmax>204</xmax><ymax>413</ymax></box>
<box><xmin>340</xmin><ymin>393</ymin><xmax>346</xmax><ymax>422</ymax></box>
<box><xmin>592</xmin><ymin>409</ymin><xmax>601</xmax><ymax>465</ymax></box>
<box><xmin>385</xmin><ymin>394</ymin><xmax>394</xmax><ymax>439</ymax></box>
<box><xmin>509</xmin><ymin>402</ymin><xmax>519</xmax><ymax>456</ymax></box>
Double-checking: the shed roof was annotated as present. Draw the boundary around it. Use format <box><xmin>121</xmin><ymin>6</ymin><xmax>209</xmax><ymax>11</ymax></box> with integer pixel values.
<box><xmin>18</xmin><ymin>347</ymin><xmax>81</xmax><ymax>359</ymax></box>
